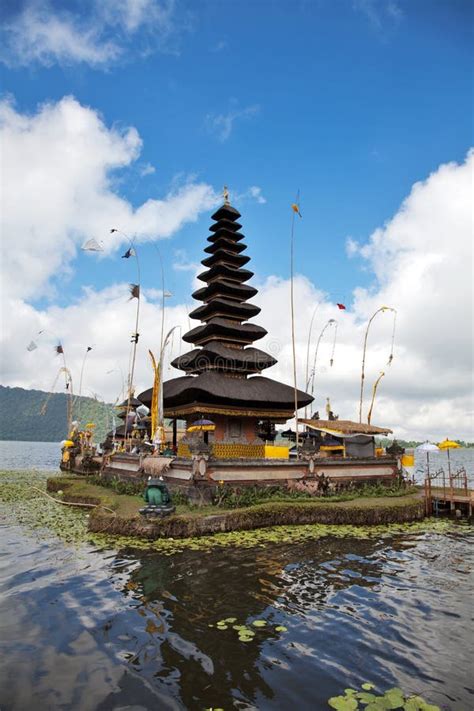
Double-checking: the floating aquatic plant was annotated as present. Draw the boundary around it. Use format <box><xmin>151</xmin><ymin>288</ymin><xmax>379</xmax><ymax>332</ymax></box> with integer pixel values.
<box><xmin>328</xmin><ymin>684</ymin><xmax>441</xmax><ymax>710</ymax></box>
<box><xmin>208</xmin><ymin>616</ymin><xmax>287</xmax><ymax>644</ymax></box>
<box><xmin>0</xmin><ymin>469</ymin><xmax>467</xmax><ymax>556</ymax></box>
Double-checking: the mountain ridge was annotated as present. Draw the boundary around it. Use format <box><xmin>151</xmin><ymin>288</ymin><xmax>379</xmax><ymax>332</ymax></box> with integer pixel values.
<box><xmin>0</xmin><ymin>385</ymin><xmax>115</xmax><ymax>442</ymax></box>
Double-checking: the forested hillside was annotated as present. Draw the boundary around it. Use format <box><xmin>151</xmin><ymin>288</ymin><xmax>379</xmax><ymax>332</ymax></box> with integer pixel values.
<box><xmin>0</xmin><ymin>385</ymin><xmax>116</xmax><ymax>442</ymax></box>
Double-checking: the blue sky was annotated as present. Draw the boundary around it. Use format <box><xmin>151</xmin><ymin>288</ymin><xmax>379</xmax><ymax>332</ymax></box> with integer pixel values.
<box><xmin>1</xmin><ymin>0</ymin><xmax>473</xmax><ymax>439</ymax></box>
<box><xmin>2</xmin><ymin>0</ymin><xmax>472</xmax><ymax>308</ymax></box>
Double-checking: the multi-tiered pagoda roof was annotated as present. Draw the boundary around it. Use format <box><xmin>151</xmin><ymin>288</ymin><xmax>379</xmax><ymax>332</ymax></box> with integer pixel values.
<box><xmin>139</xmin><ymin>201</ymin><xmax>313</xmax><ymax>419</ymax></box>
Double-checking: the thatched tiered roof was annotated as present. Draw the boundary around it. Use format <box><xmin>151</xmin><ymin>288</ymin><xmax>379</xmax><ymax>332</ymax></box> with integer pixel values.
<box><xmin>139</xmin><ymin>201</ymin><xmax>313</xmax><ymax>418</ymax></box>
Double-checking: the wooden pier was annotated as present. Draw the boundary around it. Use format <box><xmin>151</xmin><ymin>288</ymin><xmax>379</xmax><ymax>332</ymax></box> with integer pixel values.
<box><xmin>424</xmin><ymin>467</ymin><xmax>473</xmax><ymax>517</ymax></box>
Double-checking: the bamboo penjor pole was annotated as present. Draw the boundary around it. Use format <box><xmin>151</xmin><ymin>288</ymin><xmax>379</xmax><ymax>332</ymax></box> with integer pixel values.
<box><xmin>358</xmin><ymin>306</ymin><xmax>396</xmax><ymax>423</ymax></box>
<box><xmin>290</xmin><ymin>195</ymin><xmax>301</xmax><ymax>455</ymax></box>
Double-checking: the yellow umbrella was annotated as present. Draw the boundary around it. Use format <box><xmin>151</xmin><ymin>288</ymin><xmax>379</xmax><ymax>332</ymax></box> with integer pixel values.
<box><xmin>437</xmin><ymin>439</ymin><xmax>460</xmax><ymax>449</ymax></box>
<box><xmin>437</xmin><ymin>439</ymin><xmax>460</xmax><ymax>478</ymax></box>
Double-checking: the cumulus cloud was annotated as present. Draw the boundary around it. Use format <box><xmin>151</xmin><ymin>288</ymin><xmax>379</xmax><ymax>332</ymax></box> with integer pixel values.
<box><xmin>0</xmin><ymin>0</ymin><xmax>184</xmax><ymax>68</ymax></box>
<box><xmin>256</xmin><ymin>152</ymin><xmax>474</xmax><ymax>440</ymax></box>
<box><xmin>0</xmin><ymin>96</ymin><xmax>218</xmax><ymax>302</ymax></box>
<box><xmin>1</xmin><ymin>92</ymin><xmax>472</xmax><ymax>441</ymax></box>
<box><xmin>205</xmin><ymin>103</ymin><xmax>260</xmax><ymax>142</ymax></box>
<box><xmin>1</xmin><ymin>285</ymin><xmax>191</xmax><ymax>404</ymax></box>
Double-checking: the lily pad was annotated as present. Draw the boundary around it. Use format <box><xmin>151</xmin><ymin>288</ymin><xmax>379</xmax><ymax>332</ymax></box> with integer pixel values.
<box><xmin>275</xmin><ymin>625</ymin><xmax>288</xmax><ymax>632</ymax></box>
<box><xmin>362</xmin><ymin>684</ymin><xmax>375</xmax><ymax>691</ymax></box>
<box><xmin>365</xmin><ymin>697</ymin><xmax>391</xmax><ymax>710</ymax></box>
<box><xmin>252</xmin><ymin>620</ymin><xmax>267</xmax><ymax>627</ymax></box>
<box><xmin>384</xmin><ymin>689</ymin><xmax>405</xmax><ymax>709</ymax></box>
<box><xmin>224</xmin><ymin>617</ymin><xmax>237</xmax><ymax>623</ymax></box>
<box><xmin>240</xmin><ymin>628</ymin><xmax>255</xmax><ymax>636</ymax></box>
<box><xmin>357</xmin><ymin>692</ymin><xmax>377</xmax><ymax>704</ymax></box>
<box><xmin>216</xmin><ymin>624</ymin><xmax>228</xmax><ymax>630</ymax></box>
<box><xmin>328</xmin><ymin>695</ymin><xmax>358</xmax><ymax>711</ymax></box>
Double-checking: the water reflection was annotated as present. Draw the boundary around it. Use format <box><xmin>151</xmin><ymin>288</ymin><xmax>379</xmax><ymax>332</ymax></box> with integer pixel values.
<box><xmin>1</xmin><ymin>523</ymin><xmax>473</xmax><ymax>710</ymax></box>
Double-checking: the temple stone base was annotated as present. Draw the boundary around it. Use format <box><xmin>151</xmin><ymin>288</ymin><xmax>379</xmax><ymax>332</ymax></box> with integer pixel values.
<box><xmin>163</xmin><ymin>455</ymin><xmax>399</xmax><ymax>491</ymax></box>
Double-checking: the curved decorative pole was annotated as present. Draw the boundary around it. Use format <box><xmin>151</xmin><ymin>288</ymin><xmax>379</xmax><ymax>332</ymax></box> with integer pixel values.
<box><xmin>290</xmin><ymin>195</ymin><xmax>302</xmax><ymax>455</ymax></box>
<box><xmin>90</xmin><ymin>391</ymin><xmax>119</xmax><ymax>445</ymax></box>
<box><xmin>308</xmin><ymin>319</ymin><xmax>337</xmax><ymax>398</ymax></box>
<box><xmin>111</xmin><ymin>229</ymin><xmax>141</xmax><ymax>444</ymax></box>
<box><xmin>41</xmin><ymin>365</ymin><xmax>73</xmax><ymax>434</ymax></box>
<box><xmin>358</xmin><ymin>306</ymin><xmax>397</xmax><ymax>423</ymax></box>
<box><xmin>51</xmin><ymin>337</ymin><xmax>73</xmax><ymax>433</ymax></box>
<box><xmin>106</xmin><ymin>365</ymin><xmax>126</xmax><ymax>402</ymax></box>
<box><xmin>152</xmin><ymin>244</ymin><xmax>171</xmax><ymax>356</ymax></box>
<box><xmin>304</xmin><ymin>303</ymin><xmax>319</xmax><ymax>418</ymax></box>
<box><xmin>367</xmin><ymin>371</ymin><xmax>385</xmax><ymax>425</ymax></box>
<box><xmin>75</xmin><ymin>346</ymin><xmax>93</xmax><ymax>423</ymax></box>
<box><xmin>36</xmin><ymin>329</ymin><xmax>70</xmax><ymax>397</ymax></box>
<box><xmin>149</xmin><ymin>325</ymin><xmax>180</xmax><ymax>447</ymax></box>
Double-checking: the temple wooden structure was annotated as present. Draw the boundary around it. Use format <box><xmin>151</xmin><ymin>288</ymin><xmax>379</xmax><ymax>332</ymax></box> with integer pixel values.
<box><xmin>141</xmin><ymin>200</ymin><xmax>312</xmax><ymax>451</ymax></box>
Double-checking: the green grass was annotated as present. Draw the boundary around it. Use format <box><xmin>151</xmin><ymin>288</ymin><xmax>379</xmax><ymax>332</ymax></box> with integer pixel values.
<box><xmin>48</xmin><ymin>475</ymin><xmax>422</xmax><ymax>521</ymax></box>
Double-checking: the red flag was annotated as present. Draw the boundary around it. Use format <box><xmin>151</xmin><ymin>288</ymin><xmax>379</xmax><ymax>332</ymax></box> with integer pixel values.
<box><xmin>337</xmin><ymin>303</ymin><xmax>346</xmax><ymax>310</ymax></box>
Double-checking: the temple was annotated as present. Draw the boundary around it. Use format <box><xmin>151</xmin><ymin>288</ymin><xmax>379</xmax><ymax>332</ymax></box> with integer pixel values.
<box><xmin>64</xmin><ymin>199</ymin><xmax>399</xmax><ymax>490</ymax></box>
<box><xmin>138</xmin><ymin>200</ymin><xmax>315</xmax><ymax>485</ymax></box>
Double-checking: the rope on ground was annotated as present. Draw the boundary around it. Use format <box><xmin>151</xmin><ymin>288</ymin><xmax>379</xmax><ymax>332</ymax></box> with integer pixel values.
<box><xmin>31</xmin><ymin>486</ymin><xmax>116</xmax><ymax>516</ymax></box>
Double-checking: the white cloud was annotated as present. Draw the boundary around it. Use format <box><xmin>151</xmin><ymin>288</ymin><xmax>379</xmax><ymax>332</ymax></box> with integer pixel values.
<box><xmin>172</xmin><ymin>249</ymin><xmax>199</xmax><ymax>273</ymax></box>
<box><xmin>255</xmin><ymin>152</ymin><xmax>474</xmax><ymax>440</ymax></box>
<box><xmin>0</xmin><ymin>0</ymin><xmax>184</xmax><ymax>68</ymax></box>
<box><xmin>0</xmin><ymin>284</ymin><xmax>191</xmax><ymax>403</ymax></box>
<box><xmin>230</xmin><ymin>185</ymin><xmax>267</xmax><ymax>206</ymax></box>
<box><xmin>1</xmin><ymin>93</ymin><xmax>472</xmax><ymax>441</ymax></box>
<box><xmin>353</xmin><ymin>0</ymin><xmax>403</xmax><ymax>35</ymax></box>
<box><xmin>139</xmin><ymin>162</ymin><xmax>156</xmax><ymax>176</ymax></box>
<box><xmin>0</xmin><ymin>95</ymin><xmax>218</xmax><ymax>305</ymax></box>
<box><xmin>248</xmin><ymin>186</ymin><xmax>267</xmax><ymax>204</ymax></box>
<box><xmin>210</xmin><ymin>40</ymin><xmax>227</xmax><ymax>53</ymax></box>
<box><xmin>205</xmin><ymin>103</ymin><xmax>260</xmax><ymax>142</ymax></box>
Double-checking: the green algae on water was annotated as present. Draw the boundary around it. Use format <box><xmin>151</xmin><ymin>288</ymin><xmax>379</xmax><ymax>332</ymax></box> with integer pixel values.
<box><xmin>0</xmin><ymin>469</ymin><xmax>464</xmax><ymax>554</ymax></box>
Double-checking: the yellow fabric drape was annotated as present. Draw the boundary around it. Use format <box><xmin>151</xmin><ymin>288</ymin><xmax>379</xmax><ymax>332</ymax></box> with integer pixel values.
<box><xmin>148</xmin><ymin>350</ymin><xmax>160</xmax><ymax>440</ymax></box>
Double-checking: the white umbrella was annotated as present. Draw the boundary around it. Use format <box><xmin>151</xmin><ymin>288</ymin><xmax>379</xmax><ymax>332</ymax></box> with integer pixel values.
<box><xmin>415</xmin><ymin>441</ymin><xmax>439</xmax><ymax>477</ymax></box>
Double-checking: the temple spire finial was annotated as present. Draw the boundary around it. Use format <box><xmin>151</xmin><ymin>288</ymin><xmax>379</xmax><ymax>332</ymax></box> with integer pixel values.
<box><xmin>223</xmin><ymin>185</ymin><xmax>230</xmax><ymax>205</ymax></box>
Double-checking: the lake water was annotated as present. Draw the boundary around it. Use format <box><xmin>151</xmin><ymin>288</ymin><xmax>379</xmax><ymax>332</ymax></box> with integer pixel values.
<box><xmin>0</xmin><ymin>445</ymin><xmax>473</xmax><ymax>710</ymax></box>
<box><xmin>0</xmin><ymin>440</ymin><xmax>61</xmax><ymax>470</ymax></box>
